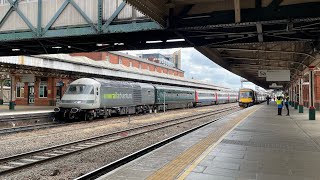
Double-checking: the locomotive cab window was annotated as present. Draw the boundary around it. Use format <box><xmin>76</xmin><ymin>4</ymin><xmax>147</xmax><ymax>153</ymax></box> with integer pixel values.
<box><xmin>65</xmin><ymin>85</ymin><xmax>94</xmax><ymax>95</ymax></box>
<box><xmin>240</xmin><ymin>91</ymin><xmax>253</xmax><ymax>98</ymax></box>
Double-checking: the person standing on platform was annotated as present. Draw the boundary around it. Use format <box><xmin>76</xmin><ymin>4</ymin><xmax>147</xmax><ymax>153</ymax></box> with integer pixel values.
<box><xmin>266</xmin><ymin>95</ymin><xmax>270</xmax><ymax>105</ymax></box>
<box><xmin>285</xmin><ymin>93</ymin><xmax>289</xmax><ymax>116</ymax></box>
<box><xmin>276</xmin><ymin>96</ymin><xmax>283</xmax><ymax>115</ymax></box>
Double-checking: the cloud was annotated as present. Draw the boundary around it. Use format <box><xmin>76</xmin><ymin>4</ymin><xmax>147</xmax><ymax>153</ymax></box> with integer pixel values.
<box><xmin>121</xmin><ymin>48</ymin><xmax>257</xmax><ymax>90</ymax></box>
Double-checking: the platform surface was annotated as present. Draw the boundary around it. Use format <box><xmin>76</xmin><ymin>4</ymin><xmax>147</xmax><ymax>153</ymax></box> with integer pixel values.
<box><xmin>0</xmin><ymin>104</ymin><xmax>54</xmax><ymax>116</ymax></box>
<box><xmin>97</xmin><ymin>102</ymin><xmax>320</xmax><ymax>180</ymax></box>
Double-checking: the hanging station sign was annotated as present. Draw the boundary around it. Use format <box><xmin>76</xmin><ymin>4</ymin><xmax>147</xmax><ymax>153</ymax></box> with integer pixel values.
<box><xmin>259</xmin><ymin>70</ymin><xmax>290</xmax><ymax>81</ymax></box>
<box><xmin>266</xmin><ymin>70</ymin><xmax>290</xmax><ymax>81</ymax></box>
<box><xmin>20</xmin><ymin>74</ymin><xmax>35</xmax><ymax>83</ymax></box>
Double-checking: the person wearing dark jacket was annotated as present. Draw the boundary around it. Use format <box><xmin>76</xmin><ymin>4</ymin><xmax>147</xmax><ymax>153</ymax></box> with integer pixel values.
<box><xmin>284</xmin><ymin>93</ymin><xmax>289</xmax><ymax>116</ymax></box>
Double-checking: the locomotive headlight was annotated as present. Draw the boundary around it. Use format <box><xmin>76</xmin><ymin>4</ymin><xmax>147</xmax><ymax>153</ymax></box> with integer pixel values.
<box><xmin>74</xmin><ymin>100</ymin><xmax>82</xmax><ymax>104</ymax></box>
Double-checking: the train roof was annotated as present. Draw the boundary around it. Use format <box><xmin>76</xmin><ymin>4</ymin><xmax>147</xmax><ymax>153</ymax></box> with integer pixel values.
<box><xmin>239</xmin><ymin>88</ymin><xmax>255</xmax><ymax>92</ymax></box>
<box><xmin>91</xmin><ymin>78</ymin><xmax>154</xmax><ymax>89</ymax></box>
<box><xmin>70</xmin><ymin>78</ymin><xmax>100</xmax><ymax>85</ymax></box>
<box><xmin>93</xmin><ymin>78</ymin><xmax>133</xmax><ymax>88</ymax></box>
<box><xmin>153</xmin><ymin>84</ymin><xmax>194</xmax><ymax>92</ymax></box>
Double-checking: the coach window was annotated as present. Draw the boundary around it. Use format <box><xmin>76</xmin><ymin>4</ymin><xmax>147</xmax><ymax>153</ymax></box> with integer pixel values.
<box><xmin>16</xmin><ymin>82</ymin><xmax>24</xmax><ymax>98</ymax></box>
<box><xmin>39</xmin><ymin>81</ymin><xmax>48</xmax><ymax>98</ymax></box>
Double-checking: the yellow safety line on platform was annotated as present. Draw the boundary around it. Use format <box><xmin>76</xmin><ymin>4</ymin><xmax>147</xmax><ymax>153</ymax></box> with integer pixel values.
<box><xmin>146</xmin><ymin>106</ymin><xmax>261</xmax><ymax>180</ymax></box>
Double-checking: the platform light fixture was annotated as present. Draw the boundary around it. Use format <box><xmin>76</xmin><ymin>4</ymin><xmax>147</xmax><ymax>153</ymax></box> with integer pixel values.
<box><xmin>166</xmin><ymin>39</ymin><xmax>185</xmax><ymax>42</ymax></box>
<box><xmin>114</xmin><ymin>43</ymin><xmax>124</xmax><ymax>46</ymax></box>
<box><xmin>52</xmin><ymin>46</ymin><xmax>62</xmax><ymax>49</ymax></box>
<box><xmin>96</xmin><ymin>43</ymin><xmax>109</xmax><ymax>46</ymax></box>
<box><xmin>12</xmin><ymin>49</ymin><xmax>20</xmax><ymax>51</ymax></box>
<box><xmin>146</xmin><ymin>40</ymin><xmax>163</xmax><ymax>44</ymax></box>
<box><xmin>183</xmin><ymin>15</ymin><xmax>210</xmax><ymax>20</ymax></box>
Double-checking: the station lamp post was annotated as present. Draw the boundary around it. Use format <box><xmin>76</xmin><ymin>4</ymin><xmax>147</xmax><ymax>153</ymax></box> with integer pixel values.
<box><xmin>291</xmin><ymin>83</ymin><xmax>295</xmax><ymax>108</ymax></box>
<box><xmin>289</xmin><ymin>85</ymin><xmax>292</xmax><ymax>106</ymax></box>
<box><xmin>0</xmin><ymin>79</ymin><xmax>4</xmax><ymax>105</ymax></box>
<box><xmin>293</xmin><ymin>82</ymin><xmax>296</xmax><ymax>108</ymax></box>
<box><xmin>309</xmin><ymin>66</ymin><xmax>315</xmax><ymax>120</ymax></box>
<box><xmin>9</xmin><ymin>75</ymin><xmax>15</xmax><ymax>110</ymax></box>
<box><xmin>299</xmin><ymin>77</ymin><xmax>303</xmax><ymax>113</ymax></box>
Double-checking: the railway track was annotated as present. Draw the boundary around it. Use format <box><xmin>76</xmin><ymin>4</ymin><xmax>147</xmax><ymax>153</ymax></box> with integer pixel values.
<box><xmin>0</xmin><ymin>112</ymin><xmax>56</xmax><ymax>135</ymax></box>
<box><xmin>0</xmin><ymin>122</ymin><xmax>62</xmax><ymax>135</ymax></box>
<box><xmin>0</xmin><ymin>105</ymin><xmax>240</xmax><ymax>175</ymax></box>
<box><xmin>0</xmin><ymin>112</ymin><xmax>52</xmax><ymax>122</ymax></box>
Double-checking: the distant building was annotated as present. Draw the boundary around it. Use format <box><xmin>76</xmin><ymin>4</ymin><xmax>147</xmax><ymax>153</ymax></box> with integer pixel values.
<box><xmin>70</xmin><ymin>51</ymin><xmax>184</xmax><ymax>77</ymax></box>
<box><xmin>137</xmin><ymin>50</ymin><xmax>181</xmax><ymax>69</ymax></box>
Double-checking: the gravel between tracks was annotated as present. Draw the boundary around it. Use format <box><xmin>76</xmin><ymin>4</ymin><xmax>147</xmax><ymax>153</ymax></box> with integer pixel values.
<box><xmin>0</xmin><ymin>104</ymin><xmax>238</xmax><ymax>179</ymax></box>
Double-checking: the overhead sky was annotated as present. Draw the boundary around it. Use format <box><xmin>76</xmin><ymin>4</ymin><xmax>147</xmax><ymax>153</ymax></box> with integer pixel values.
<box><xmin>122</xmin><ymin>47</ymin><xmax>257</xmax><ymax>90</ymax></box>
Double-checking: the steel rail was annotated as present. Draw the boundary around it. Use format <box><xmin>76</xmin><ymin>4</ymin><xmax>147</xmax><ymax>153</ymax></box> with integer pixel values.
<box><xmin>0</xmin><ymin>105</ymin><xmax>239</xmax><ymax>175</ymax></box>
<box><xmin>0</xmin><ymin>113</ymin><xmax>52</xmax><ymax>122</ymax></box>
<box><xmin>75</xmin><ymin>106</ymin><xmax>242</xmax><ymax>180</ymax></box>
<box><xmin>0</xmin><ymin>122</ymin><xmax>62</xmax><ymax>135</ymax></box>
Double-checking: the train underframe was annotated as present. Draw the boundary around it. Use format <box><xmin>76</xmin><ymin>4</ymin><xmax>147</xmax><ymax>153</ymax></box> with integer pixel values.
<box><xmin>54</xmin><ymin>102</ymin><xmax>196</xmax><ymax>121</ymax></box>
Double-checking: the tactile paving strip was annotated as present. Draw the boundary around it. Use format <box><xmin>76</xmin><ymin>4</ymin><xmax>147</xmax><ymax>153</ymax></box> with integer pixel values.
<box><xmin>222</xmin><ymin>139</ymin><xmax>289</xmax><ymax>149</ymax></box>
<box><xmin>233</xmin><ymin>128</ymin><xmax>270</xmax><ymax>133</ymax></box>
<box><xmin>221</xmin><ymin>139</ymin><xmax>320</xmax><ymax>151</ymax></box>
<box><xmin>146</xmin><ymin>107</ymin><xmax>260</xmax><ymax>180</ymax></box>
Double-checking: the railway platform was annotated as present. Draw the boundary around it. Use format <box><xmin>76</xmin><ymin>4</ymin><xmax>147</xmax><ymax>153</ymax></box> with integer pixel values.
<box><xmin>97</xmin><ymin>102</ymin><xmax>320</xmax><ymax>180</ymax></box>
<box><xmin>0</xmin><ymin>104</ymin><xmax>54</xmax><ymax>116</ymax></box>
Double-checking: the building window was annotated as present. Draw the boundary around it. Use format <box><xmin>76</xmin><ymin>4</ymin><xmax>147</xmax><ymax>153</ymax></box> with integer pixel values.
<box><xmin>16</xmin><ymin>82</ymin><xmax>24</xmax><ymax>98</ymax></box>
<box><xmin>39</xmin><ymin>82</ymin><xmax>48</xmax><ymax>98</ymax></box>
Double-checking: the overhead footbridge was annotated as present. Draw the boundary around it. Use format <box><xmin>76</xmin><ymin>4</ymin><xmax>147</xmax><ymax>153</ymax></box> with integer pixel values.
<box><xmin>0</xmin><ymin>0</ymin><xmax>189</xmax><ymax>55</ymax></box>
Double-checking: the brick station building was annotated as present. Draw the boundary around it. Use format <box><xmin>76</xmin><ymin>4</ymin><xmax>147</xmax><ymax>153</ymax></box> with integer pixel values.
<box><xmin>12</xmin><ymin>51</ymin><xmax>184</xmax><ymax>106</ymax></box>
<box><xmin>302</xmin><ymin>72</ymin><xmax>320</xmax><ymax>109</ymax></box>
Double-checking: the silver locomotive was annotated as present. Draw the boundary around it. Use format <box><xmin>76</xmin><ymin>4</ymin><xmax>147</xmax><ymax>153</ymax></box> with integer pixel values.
<box><xmin>54</xmin><ymin>78</ymin><xmax>155</xmax><ymax>121</ymax></box>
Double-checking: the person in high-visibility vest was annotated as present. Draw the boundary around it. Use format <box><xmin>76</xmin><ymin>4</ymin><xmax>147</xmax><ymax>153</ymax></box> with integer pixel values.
<box><xmin>284</xmin><ymin>93</ymin><xmax>289</xmax><ymax>116</ymax></box>
<box><xmin>276</xmin><ymin>96</ymin><xmax>283</xmax><ymax>115</ymax></box>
